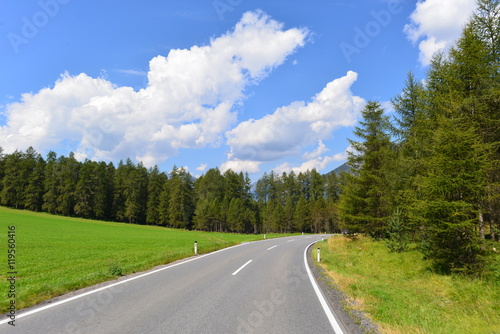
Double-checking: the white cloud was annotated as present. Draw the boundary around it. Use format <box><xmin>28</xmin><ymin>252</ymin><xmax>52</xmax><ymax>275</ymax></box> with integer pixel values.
<box><xmin>404</xmin><ymin>0</ymin><xmax>477</xmax><ymax>66</ymax></box>
<box><xmin>223</xmin><ymin>71</ymin><xmax>364</xmax><ymax>172</ymax></box>
<box><xmin>274</xmin><ymin>150</ymin><xmax>347</xmax><ymax>175</ymax></box>
<box><xmin>196</xmin><ymin>163</ymin><xmax>208</xmax><ymax>172</ymax></box>
<box><xmin>0</xmin><ymin>10</ymin><xmax>308</xmax><ymax>166</ymax></box>
<box><xmin>220</xmin><ymin>159</ymin><xmax>261</xmax><ymax>173</ymax></box>
<box><xmin>302</xmin><ymin>140</ymin><xmax>329</xmax><ymax>160</ymax></box>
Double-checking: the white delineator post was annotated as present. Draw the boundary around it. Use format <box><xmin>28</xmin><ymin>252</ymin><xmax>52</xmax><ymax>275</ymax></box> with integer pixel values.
<box><xmin>317</xmin><ymin>247</ymin><xmax>321</xmax><ymax>262</ymax></box>
<box><xmin>194</xmin><ymin>241</ymin><xmax>198</xmax><ymax>255</ymax></box>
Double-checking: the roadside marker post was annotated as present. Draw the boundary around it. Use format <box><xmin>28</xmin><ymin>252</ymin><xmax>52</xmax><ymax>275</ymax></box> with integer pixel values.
<box><xmin>194</xmin><ymin>241</ymin><xmax>198</xmax><ymax>255</ymax></box>
<box><xmin>317</xmin><ymin>248</ymin><xmax>321</xmax><ymax>262</ymax></box>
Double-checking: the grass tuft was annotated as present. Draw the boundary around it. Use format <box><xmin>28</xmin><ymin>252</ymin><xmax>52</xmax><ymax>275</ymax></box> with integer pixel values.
<box><xmin>316</xmin><ymin>235</ymin><xmax>500</xmax><ymax>334</ymax></box>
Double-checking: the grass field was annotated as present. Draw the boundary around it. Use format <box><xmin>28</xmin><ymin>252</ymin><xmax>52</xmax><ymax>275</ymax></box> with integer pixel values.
<box><xmin>315</xmin><ymin>236</ymin><xmax>500</xmax><ymax>334</ymax></box>
<box><xmin>0</xmin><ymin>206</ymin><xmax>293</xmax><ymax>312</ymax></box>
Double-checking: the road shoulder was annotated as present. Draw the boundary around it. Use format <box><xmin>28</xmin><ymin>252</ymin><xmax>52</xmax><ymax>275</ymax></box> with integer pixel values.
<box><xmin>307</xmin><ymin>244</ymin><xmax>380</xmax><ymax>334</ymax></box>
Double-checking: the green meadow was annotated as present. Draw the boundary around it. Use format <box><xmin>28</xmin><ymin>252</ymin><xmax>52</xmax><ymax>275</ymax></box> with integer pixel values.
<box><xmin>0</xmin><ymin>206</ymin><xmax>291</xmax><ymax>311</ymax></box>
<box><xmin>316</xmin><ymin>236</ymin><xmax>500</xmax><ymax>334</ymax></box>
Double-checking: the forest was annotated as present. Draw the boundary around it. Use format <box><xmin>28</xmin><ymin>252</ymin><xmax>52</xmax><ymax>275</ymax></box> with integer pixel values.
<box><xmin>1</xmin><ymin>0</ymin><xmax>499</xmax><ymax>274</ymax></box>
<box><xmin>0</xmin><ymin>147</ymin><xmax>341</xmax><ymax>234</ymax></box>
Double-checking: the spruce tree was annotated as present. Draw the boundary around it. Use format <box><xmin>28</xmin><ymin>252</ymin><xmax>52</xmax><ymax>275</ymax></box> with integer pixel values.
<box><xmin>146</xmin><ymin>166</ymin><xmax>167</xmax><ymax>225</ymax></box>
<box><xmin>1</xmin><ymin>150</ymin><xmax>25</xmax><ymax>208</ymax></box>
<box><xmin>42</xmin><ymin>151</ymin><xmax>59</xmax><ymax>214</ymax></box>
<box><xmin>168</xmin><ymin>166</ymin><xmax>194</xmax><ymax>228</ymax></box>
<box><xmin>74</xmin><ymin>160</ymin><xmax>96</xmax><ymax>218</ymax></box>
<box><xmin>294</xmin><ymin>195</ymin><xmax>311</xmax><ymax>232</ymax></box>
<box><xmin>338</xmin><ymin>101</ymin><xmax>393</xmax><ymax>238</ymax></box>
<box><xmin>24</xmin><ymin>154</ymin><xmax>45</xmax><ymax>211</ymax></box>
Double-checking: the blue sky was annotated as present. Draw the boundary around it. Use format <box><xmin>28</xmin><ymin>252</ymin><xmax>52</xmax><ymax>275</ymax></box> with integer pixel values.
<box><xmin>0</xmin><ymin>0</ymin><xmax>477</xmax><ymax>178</ymax></box>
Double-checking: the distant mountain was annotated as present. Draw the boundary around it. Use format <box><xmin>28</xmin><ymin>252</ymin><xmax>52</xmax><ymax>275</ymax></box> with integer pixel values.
<box><xmin>326</xmin><ymin>162</ymin><xmax>350</xmax><ymax>175</ymax></box>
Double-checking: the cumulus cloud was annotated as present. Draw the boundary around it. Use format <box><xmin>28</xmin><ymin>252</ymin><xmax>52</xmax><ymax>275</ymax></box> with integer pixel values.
<box><xmin>274</xmin><ymin>150</ymin><xmax>347</xmax><ymax>175</ymax></box>
<box><xmin>223</xmin><ymin>71</ymin><xmax>364</xmax><ymax>172</ymax></box>
<box><xmin>404</xmin><ymin>0</ymin><xmax>477</xmax><ymax>66</ymax></box>
<box><xmin>220</xmin><ymin>159</ymin><xmax>261</xmax><ymax>174</ymax></box>
<box><xmin>0</xmin><ymin>10</ymin><xmax>308</xmax><ymax>166</ymax></box>
<box><xmin>196</xmin><ymin>163</ymin><xmax>208</xmax><ymax>172</ymax></box>
<box><xmin>302</xmin><ymin>140</ymin><xmax>329</xmax><ymax>160</ymax></box>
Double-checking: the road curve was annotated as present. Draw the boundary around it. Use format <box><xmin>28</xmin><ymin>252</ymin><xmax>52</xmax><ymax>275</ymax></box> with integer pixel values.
<box><xmin>1</xmin><ymin>235</ymin><xmax>347</xmax><ymax>334</ymax></box>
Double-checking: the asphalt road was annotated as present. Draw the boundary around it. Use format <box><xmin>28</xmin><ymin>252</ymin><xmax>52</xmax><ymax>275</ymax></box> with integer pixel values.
<box><xmin>1</xmin><ymin>235</ymin><xmax>347</xmax><ymax>334</ymax></box>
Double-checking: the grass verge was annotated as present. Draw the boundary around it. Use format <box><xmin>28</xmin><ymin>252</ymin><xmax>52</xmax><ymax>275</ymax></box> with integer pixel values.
<box><xmin>0</xmin><ymin>206</ymin><xmax>294</xmax><ymax>311</ymax></box>
<box><xmin>316</xmin><ymin>235</ymin><xmax>500</xmax><ymax>334</ymax></box>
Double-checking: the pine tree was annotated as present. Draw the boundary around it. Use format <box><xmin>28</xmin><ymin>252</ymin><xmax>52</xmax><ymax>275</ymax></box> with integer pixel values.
<box><xmin>227</xmin><ymin>197</ymin><xmax>244</xmax><ymax>232</ymax></box>
<box><xmin>193</xmin><ymin>198</ymin><xmax>212</xmax><ymax>231</ymax></box>
<box><xmin>113</xmin><ymin>160</ymin><xmax>130</xmax><ymax>222</ymax></box>
<box><xmin>338</xmin><ymin>101</ymin><xmax>393</xmax><ymax>238</ymax></box>
<box><xmin>284</xmin><ymin>196</ymin><xmax>296</xmax><ymax>233</ymax></box>
<box><xmin>0</xmin><ymin>147</ymin><xmax>4</xmax><ymax>195</ymax></box>
<box><xmin>146</xmin><ymin>166</ymin><xmax>167</xmax><ymax>225</ymax></box>
<box><xmin>272</xmin><ymin>201</ymin><xmax>286</xmax><ymax>233</ymax></box>
<box><xmin>194</xmin><ymin>168</ymin><xmax>225</xmax><ymax>202</ymax></box>
<box><xmin>417</xmin><ymin>116</ymin><xmax>487</xmax><ymax>273</ymax></box>
<box><xmin>282</xmin><ymin>171</ymin><xmax>300</xmax><ymax>205</ymax></box>
<box><xmin>168</xmin><ymin>166</ymin><xmax>194</xmax><ymax>228</ymax></box>
<box><xmin>159</xmin><ymin>179</ymin><xmax>170</xmax><ymax>226</ymax></box>
<box><xmin>124</xmin><ymin>162</ymin><xmax>148</xmax><ymax>224</ymax></box>
<box><xmin>325</xmin><ymin>171</ymin><xmax>341</xmax><ymax>203</ymax></box>
<box><xmin>262</xmin><ymin>201</ymin><xmax>275</xmax><ymax>233</ymax></box>
<box><xmin>1</xmin><ymin>150</ymin><xmax>24</xmax><ymax>208</ymax></box>
<box><xmin>42</xmin><ymin>151</ymin><xmax>60</xmax><ymax>214</ymax></box>
<box><xmin>309</xmin><ymin>169</ymin><xmax>325</xmax><ymax>202</ymax></box>
<box><xmin>311</xmin><ymin>197</ymin><xmax>327</xmax><ymax>233</ymax></box>
<box><xmin>57</xmin><ymin>153</ymin><xmax>80</xmax><ymax>216</ymax></box>
<box><xmin>24</xmin><ymin>154</ymin><xmax>45</xmax><ymax>211</ymax></box>
<box><xmin>390</xmin><ymin>72</ymin><xmax>430</xmax><ymax>239</ymax></box>
<box><xmin>74</xmin><ymin>160</ymin><xmax>96</xmax><ymax>218</ymax></box>
<box><xmin>93</xmin><ymin>162</ymin><xmax>114</xmax><ymax>220</ymax></box>
<box><xmin>294</xmin><ymin>195</ymin><xmax>311</xmax><ymax>232</ymax></box>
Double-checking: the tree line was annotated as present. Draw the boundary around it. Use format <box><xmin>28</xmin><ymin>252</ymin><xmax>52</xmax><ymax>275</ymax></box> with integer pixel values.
<box><xmin>338</xmin><ymin>0</ymin><xmax>500</xmax><ymax>274</ymax></box>
<box><xmin>0</xmin><ymin>147</ymin><xmax>342</xmax><ymax>234</ymax></box>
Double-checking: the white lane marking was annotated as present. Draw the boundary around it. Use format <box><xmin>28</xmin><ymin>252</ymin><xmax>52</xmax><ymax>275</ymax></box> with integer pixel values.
<box><xmin>305</xmin><ymin>236</ymin><xmax>312</xmax><ymax>239</ymax></box>
<box><xmin>304</xmin><ymin>241</ymin><xmax>345</xmax><ymax>334</ymax></box>
<box><xmin>0</xmin><ymin>243</ymin><xmax>247</xmax><ymax>325</ymax></box>
<box><xmin>267</xmin><ymin>245</ymin><xmax>277</xmax><ymax>250</ymax></box>
<box><xmin>287</xmin><ymin>239</ymin><xmax>295</xmax><ymax>242</ymax></box>
<box><xmin>232</xmin><ymin>260</ymin><xmax>253</xmax><ymax>276</ymax></box>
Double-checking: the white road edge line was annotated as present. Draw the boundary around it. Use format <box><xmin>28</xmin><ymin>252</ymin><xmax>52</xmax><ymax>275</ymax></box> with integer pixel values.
<box><xmin>267</xmin><ymin>245</ymin><xmax>277</xmax><ymax>250</ymax></box>
<box><xmin>0</xmin><ymin>242</ymin><xmax>247</xmax><ymax>325</ymax></box>
<box><xmin>231</xmin><ymin>260</ymin><xmax>252</xmax><ymax>276</ymax></box>
<box><xmin>287</xmin><ymin>239</ymin><xmax>295</xmax><ymax>242</ymax></box>
<box><xmin>304</xmin><ymin>241</ymin><xmax>345</xmax><ymax>334</ymax></box>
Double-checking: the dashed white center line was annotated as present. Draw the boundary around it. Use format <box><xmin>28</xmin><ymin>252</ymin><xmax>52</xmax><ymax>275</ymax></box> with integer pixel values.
<box><xmin>267</xmin><ymin>245</ymin><xmax>277</xmax><ymax>250</ymax></box>
<box><xmin>232</xmin><ymin>260</ymin><xmax>252</xmax><ymax>276</ymax></box>
<box><xmin>287</xmin><ymin>239</ymin><xmax>296</xmax><ymax>242</ymax></box>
